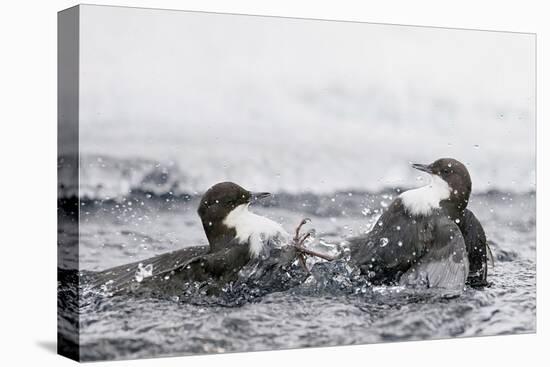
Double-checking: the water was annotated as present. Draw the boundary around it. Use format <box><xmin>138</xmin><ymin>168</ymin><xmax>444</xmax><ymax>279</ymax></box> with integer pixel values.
<box><xmin>58</xmin><ymin>190</ymin><xmax>536</xmax><ymax>361</ymax></box>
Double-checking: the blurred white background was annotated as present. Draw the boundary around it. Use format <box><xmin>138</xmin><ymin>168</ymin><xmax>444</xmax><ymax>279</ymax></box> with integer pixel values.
<box><xmin>79</xmin><ymin>5</ymin><xmax>534</xmax><ymax>194</ymax></box>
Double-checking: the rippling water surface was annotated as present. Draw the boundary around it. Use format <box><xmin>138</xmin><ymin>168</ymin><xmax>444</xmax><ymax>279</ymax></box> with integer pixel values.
<box><xmin>59</xmin><ymin>191</ymin><xmax>535</xmax><ymax>361</ymax></box>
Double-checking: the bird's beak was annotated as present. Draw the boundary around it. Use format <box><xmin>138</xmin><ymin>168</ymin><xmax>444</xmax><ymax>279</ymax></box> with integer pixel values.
<box><xmin>250</xmin><ymin>192</ymin><xmax>271</xmax><ymax>203</ymax></box>
<box><xmin>411</xmin><ymin>163</ymin><xmax>433</xmax><ymax>174</ymax></box>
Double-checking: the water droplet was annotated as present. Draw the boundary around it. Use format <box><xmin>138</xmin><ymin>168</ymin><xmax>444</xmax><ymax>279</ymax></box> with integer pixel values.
<box><xmin>397</xmin><ymin>241</ymin><xmax>403</xmax><ymax>247</ymax></box>
<box><xmin>379</xmin><ymin>238</ymin><xmax>389</xmax><ymax>247</ymax></box>
<box><xmin>135</xmin><ymin>263</ymin><xmax>153</xmax><ymax>283</ymax></box>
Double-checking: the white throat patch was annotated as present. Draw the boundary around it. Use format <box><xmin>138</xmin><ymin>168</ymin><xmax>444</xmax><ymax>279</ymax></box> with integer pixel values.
<box><xmin>399</xmin><ymin>175</ymin><xmax>451</xmax><ymax>216</ymax></box>
<box><xmin>223</xmin><ymin>204</ymin><xmax>289</xmax><ymax>257</ymax></box>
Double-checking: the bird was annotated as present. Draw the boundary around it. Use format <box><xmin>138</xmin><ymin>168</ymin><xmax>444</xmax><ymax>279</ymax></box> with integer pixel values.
<box><xmin>87</xmin><ymin>182</ymin><xmax>320</xmax><ymax>296</ymax></box>
<box><xmin>347</xmin><ymin>158</ymin><xmax>489</xmax><ymax>292</ymax></box>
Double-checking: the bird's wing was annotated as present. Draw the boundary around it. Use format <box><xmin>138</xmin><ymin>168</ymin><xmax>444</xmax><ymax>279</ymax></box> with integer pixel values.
<box><xmin>148</xmin><ymin>240</ymin><xmax>250</xmax><ymax>281</ymax></box>
<box><xmin>400</xmin><ymin>217</ymin><xmax>469</xmax><ymax>293</ymax></box>
<box><xmin>135</xmin><ymin>241</ymin><xmax>252</xmax><ymax>296</ymax></box>
<box><xmin>84</xmin><ymin>245</ymin><xmax>209</xmax><ymax>292</ymax></box>
<box><xmin>347</xmin><ymin>199</ymin><xmax>429</xmax><ymax>284</ymax></box>
<box><xmin>461</xmin><ymin>209</ymin><xmax>489</xmax><ymax>287</ymax></box>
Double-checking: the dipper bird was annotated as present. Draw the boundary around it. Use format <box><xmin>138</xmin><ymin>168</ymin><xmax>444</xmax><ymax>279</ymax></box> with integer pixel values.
<box><xmin>348</xmin><ymin>158</ymin><xmax>488</xmax><ymax>292</ymax></box>
<box><xmin>88</xmin><ymin>182</ymin><xmax>316</xmax><ymax>295</ymax></box>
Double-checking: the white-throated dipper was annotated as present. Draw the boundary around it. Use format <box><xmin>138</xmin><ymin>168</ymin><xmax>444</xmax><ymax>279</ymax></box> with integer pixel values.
<box><xmin>348</xmin><ymin>158</ymin><xmax>489</xmax><ymax>292</ymax></box>
<box><xmin>90</xmin><ymin>182</ymin><xmax>318</xmax><ymax>295</ymax></box>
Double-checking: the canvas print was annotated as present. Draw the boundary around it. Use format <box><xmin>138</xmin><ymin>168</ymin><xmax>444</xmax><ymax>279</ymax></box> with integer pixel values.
<box><xmin>57</xmin><ymin>5</ymin><xmax>536</xmax><ymax>362</ymax></box>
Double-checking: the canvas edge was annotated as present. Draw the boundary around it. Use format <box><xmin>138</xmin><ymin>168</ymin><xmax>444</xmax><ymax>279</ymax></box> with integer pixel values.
<box><xmin>57</xmin><ymin>4</ymin><xmax>81</xmax><ymax>362</ymax></box>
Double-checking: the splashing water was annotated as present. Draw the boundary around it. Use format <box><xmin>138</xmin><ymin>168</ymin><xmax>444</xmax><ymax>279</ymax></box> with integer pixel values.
<box><xmin>58</xmin><ymin>190</ymin><xmax>536</xmax><ymax>361</ymax></box>
<box><xmin>135</xmin><ymin>263</ymin><xmax>153</xmax><ymax>283</ymax></box>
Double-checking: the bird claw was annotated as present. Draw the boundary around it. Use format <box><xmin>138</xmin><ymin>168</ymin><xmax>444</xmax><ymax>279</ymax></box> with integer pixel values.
<box><xmin>292</xmin><ymin>218</ymin><xmax>335</xmax><ymax>273</ymax></box>
<box><xmin>294</xmin><ymin>218</ymin><xmax>311</xmax><ymax>241</ymax></box>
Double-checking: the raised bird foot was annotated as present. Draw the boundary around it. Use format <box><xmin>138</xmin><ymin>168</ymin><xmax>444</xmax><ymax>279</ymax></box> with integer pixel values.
<box><xmin>292</xmin><ymin>218</ymin><xmax>335</xmax><ymax>273</ymax></box>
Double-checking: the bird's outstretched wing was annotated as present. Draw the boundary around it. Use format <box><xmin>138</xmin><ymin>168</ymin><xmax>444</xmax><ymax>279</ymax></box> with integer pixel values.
<box><xmin>84</xmin><ymin>245</ymin><xmax>209</xmax><ymax>292</ymax></box>
<box><xmin>158</xmin><ymin>236</ymin><xmax>296</xmax><ymax>285</ymax></box>
<box><xmin>133</xmin><ymin>240</ymin><xmax>252</xmax><ymax>296</ymax></box>
<box><xmin>399</xmin><ymin>217</ymin><xmax>469</xmax><ymax>293</ymax></box>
